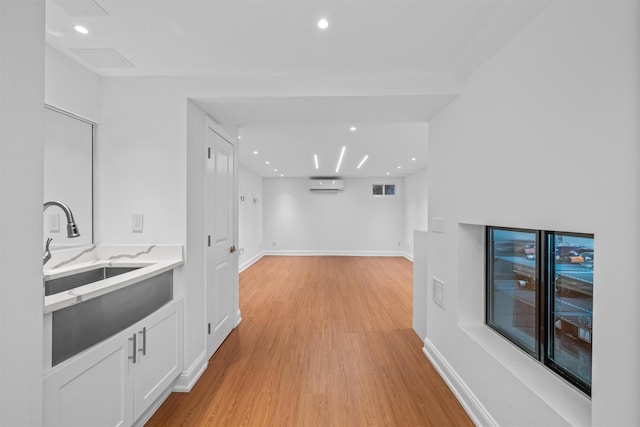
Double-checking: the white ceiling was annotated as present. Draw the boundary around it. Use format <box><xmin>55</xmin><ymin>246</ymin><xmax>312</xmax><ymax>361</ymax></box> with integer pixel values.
<box><xmin>47</xmin><ymin>0</ymin><xmax>506</xmax><ymax>77</ymax></box>
<box><xmin>194</xmin><ymin>95</ymin><xmax>441</xmax><ymax>177</ymax></box>
<box><xmin>46</xmin><ymin>0</ymin><xmax>549</xmax><ymax>178</ymax></box>
<box><xmin>238</xmin><ymin>123</ymin><xmax>429</xmax><ymax>179</ymax></box>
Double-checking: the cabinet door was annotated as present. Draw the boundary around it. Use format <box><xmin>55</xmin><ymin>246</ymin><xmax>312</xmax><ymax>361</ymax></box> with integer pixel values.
<box><xmin>43</xmin><ymin>331</ymin><xmax>134</xmax><ymax>427</ymax></box>
<box><xmin>133</xmin><ymin>302</ymin><xmax>183</xmax><ymax>420</ymax></box>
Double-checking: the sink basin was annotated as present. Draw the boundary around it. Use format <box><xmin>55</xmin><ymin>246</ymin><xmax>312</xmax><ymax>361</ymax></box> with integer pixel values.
<box><xmin>45</xmin><ymin>266</ymin><xmax>141</xmax><ymax>296</ymax></box>
<box><xmin>50</xmin><ymin>268</ymin><xmax>173</xmax><ymax>366</ymax></box>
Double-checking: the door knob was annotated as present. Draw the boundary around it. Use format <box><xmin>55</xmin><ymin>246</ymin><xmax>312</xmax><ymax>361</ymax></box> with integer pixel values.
<box><xmin>230</xmin><ymin>245</ymin><xmax>236</xmax><ymax>253</ymax></box>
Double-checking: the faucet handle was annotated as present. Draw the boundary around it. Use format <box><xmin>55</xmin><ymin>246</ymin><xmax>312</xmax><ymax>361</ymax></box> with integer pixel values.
<box><xmin>43</xmin><ymin>238</ymin><xmax>53</xmax><ymax>265</ymax></box>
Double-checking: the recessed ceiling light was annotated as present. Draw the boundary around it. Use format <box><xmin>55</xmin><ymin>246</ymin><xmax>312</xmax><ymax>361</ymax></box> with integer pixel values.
<box><xmin>253</xmin><ymin>150</ymin><xmax>258</xmax><ymax>155</ymax></box>
<box><xmin>386</xmin><ymin>172</ymin><xmax>391</xmax><ymax>175</ymax></box>
<box><xmin>357</xmin><ymin>155</ymin><xmax>369</xmax><ymax>169</ymax></box>
<box><xmin>350</xmin><ymin>126</ymin><xmax>356</xmax><ymax>132</ymax></box>
<box><xmin>280</xmin><ymin>174</ymin><xmax>284</xmax><ymax>177</ymax></box>
<box><xmin>411</xmin><ymin>157</ymin><xmax>416</xmax><ymax>161</ymax></box>
<box><xmin>317</xmin><ymin>18</ymin><xmax>329</xmax><ymax>30</ymax></box>
<box><xmin>335</xmin><ymin>146</ymin><xmax>346</xmax><ymax>173</ymax></box>
<box><xmin>397</xmin><ymin>166</ymin><xmax>402</xmax><ymax>169</ymax></box>
<box><xmin>314</xmin><ymin>154</ymin><xmax>319</xmax><ymax>170</ymax></box>
<box><xmin>274</xmin><ymin>169</ymin><xmax>278</xmax><ymax>172</ymax></box>
<box><xmin>74</xmin><ymin>25</ymin><xmax>89</xmax><ymax>34</ymax></box>
<box><xmin>238</xmin><ymin>136</ymin><xmax>241</xmax><ymax>140</ymax></box>
<box><xmin>265</xmin><ymin>161</ymin><xmax>270</xmax><ymax>165</ymax></box>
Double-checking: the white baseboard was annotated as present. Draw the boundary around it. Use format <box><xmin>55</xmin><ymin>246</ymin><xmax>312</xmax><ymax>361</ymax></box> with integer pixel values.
<box><xmin>239</xmin><ymin>251</ymin><xmax>265</xmax><ymax>273</ymax></box>
<box><xmin>173</xmin><ymin>351</ymin><xmax>208</xmax><ymax>393</ymax></box>
<box><xmin>423</xmin><ymin>338</ymin><xmax>497</xmax><ymax>427</ymax></box>
<box><xmin>403</xmin><ymin>252</ymin><xmax>414</xmax><ymax>262</ymax></box>
<box><xmin>263</xmin><ymin>250</ymin><xmax>407</xmax><ymax>257</ymax></box>
<box><xmin>133</xmin><ymin>384</ymin><xmax>174</xmax><ymax>427</ymax></box>
<box><xmin>236</xmin><ymin>309</ymin><xmax>242</xmax><ymax>327</ymax></box>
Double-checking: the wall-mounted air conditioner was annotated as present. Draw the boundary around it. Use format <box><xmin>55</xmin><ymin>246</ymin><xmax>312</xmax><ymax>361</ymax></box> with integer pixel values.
<box><xmin>308</xmin><ymin>178</ymin><xmax>344</xmax><ymax>192</ymax></box>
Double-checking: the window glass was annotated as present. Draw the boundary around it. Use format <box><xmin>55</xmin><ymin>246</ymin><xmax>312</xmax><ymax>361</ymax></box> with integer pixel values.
<box><xmin>372</xmin><ymin>184</ymin><xmax>383</xmax><ymax>195</ymax></box>
<box><xmin>384</xmin><ymin>184</ymin><xmax>395</xmax><ymax>195</ymax></box>
<box><xmin>486</xmin><ymin>227</ymin><xmax>593</xmax><ymax>394</ymax></box>
<box><xmin>487</xmin><ymin>228</ymin><xmax>538</xmax><ymax>354</ymax></box>
<box><xmin>548</xmin><ymin>233</ymin><xmax>593</xmax><ymax>388</ymax></box>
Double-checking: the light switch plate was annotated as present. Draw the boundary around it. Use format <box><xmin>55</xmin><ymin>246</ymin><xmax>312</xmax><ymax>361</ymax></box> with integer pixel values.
<box><xmin>48</xmin><ymin>213</ymin><xmax>60</xmax><ymax>233</ymax></box>
<box><xmin>132</xmin><ymin>213</ymin><xmax>144</xmax><ymax>233</ymax></box>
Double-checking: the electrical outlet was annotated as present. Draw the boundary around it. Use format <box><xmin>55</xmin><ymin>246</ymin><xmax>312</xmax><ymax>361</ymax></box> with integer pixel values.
<box><xmin>432</xmin><ymin>217</ymin><xmax>446</xmax><ymax>234</ymax></box>
<box><xmin>132</xmin><ymin>213</ymin><xmax>144</xmax><ymax>233</ymax></box>
<box><xmin>272</xmin><ymin>241</ymin><xmax>277</xmax><ymax>247</ymax></box>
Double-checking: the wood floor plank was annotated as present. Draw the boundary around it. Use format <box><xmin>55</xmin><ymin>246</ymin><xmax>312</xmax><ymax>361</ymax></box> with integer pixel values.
<box><xmin>146</xmin><ymin>256</ymin><xmax>472</xmax><ymax>426</ymax></box>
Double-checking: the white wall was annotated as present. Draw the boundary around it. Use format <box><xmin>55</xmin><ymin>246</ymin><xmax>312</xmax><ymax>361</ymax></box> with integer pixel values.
<box><xmin>97</xmin><ymin>80</ymin><xmax>187</xmax><ymax>246</ymax></box>
<box><xmin>263</xmin><ymin>177</ymin><xmax>405</xmax><ymax>255</ymax></box>
<box><xmin>406</xmin><ymin>168</ymin><xmax>429</xmax><ymax>342</ymax></box>
<box><xmin>413</xmin><ymin>230</ymin><xmax>428</xmax><ymax>340</ymax></box>
<box><xmin>43</xmin><ymin>46</ymin><xmax>101</xmax><ymax>249</ymax></box>
<box><xmin>238</xmin><ymin>165</ymin><xmax>264</xmax><ymax>270</ymax></box>
<box><xmin>44</xmin><ymin>45</ymin><xmax>101</xmax><ymax>123</ymax></box>
<box><xmin>424</xmin><ymin>1</ymin><xmax>639</xmax><ymax>425</ymax></box>
<box><xmin>0</xmin><ymin>1</ymin><xmax>45</xmax><ymax>424</ymax></box>
<box><xmin>96</xmin><ymin>73</ymin><xmax>432</xmax><ymax>247</ymax></box>
<box><xmin>183</xmin><ymin>100</ymin><xmax>208</xmax><ymax>383</ymax></box>
<box><xmin>404</xmin><ymin>168</ymin><xmax>428</xmax><ymax>259</ymax></box>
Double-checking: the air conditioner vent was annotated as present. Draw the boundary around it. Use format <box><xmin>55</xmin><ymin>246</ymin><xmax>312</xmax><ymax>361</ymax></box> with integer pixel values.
<box><xmin>308</xmin><ymin>179</ymin><xmax>344</xmax><ymax>192</ymax></box>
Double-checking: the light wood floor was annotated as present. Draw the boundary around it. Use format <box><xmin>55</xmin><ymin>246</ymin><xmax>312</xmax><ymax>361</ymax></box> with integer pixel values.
<box><xmin>147</xmin><ymin>256</ymin><xmax>472</xmax><ymax>426</ymax></box>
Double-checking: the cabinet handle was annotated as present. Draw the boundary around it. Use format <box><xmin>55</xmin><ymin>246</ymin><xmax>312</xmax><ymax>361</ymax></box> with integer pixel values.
<box><xmin>139</xmin><ymin>327</ymin><xmax>147</xmax><ymax>356</ymax></box>
<box><xmin>128</xmin><ymin>333</ymin><xmax>137</xmax><ymax>364</ymax></box>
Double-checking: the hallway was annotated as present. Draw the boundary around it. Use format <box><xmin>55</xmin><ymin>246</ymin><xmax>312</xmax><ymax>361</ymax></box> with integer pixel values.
<box><xmin>147</xmin><ymin>256</ymin><xmax>472</xmax><ymax>426</ymax></box>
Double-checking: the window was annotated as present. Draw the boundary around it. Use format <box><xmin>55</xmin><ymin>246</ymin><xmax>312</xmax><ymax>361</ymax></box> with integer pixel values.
<box><xmin>546</xmin><ymin>232</ymin><xmax>593</xmax><ymax>390</ymax></box>
<box><xmin>486</xmin><ymin>228</ymin><xmax>538</xmax><ymax>355</ymax></box>
<box><xmin>486</xmin><ymin>227</ymin><xmax>593</xmax><ymax>395</ymax></box>
<box><xmin>372</xmin><ymin>184</ymin><xmax>395</xmax><ymax>196</ymax></box>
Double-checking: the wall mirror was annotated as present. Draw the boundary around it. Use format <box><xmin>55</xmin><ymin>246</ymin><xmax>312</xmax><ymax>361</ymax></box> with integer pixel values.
<box><xmin>43</xmin><ymin>106</ymin><xmax>94</xmax><ymax>248</ymax></box>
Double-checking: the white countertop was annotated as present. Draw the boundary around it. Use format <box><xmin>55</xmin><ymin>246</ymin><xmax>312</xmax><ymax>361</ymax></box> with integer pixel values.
<box><xmin>43</xmin><ymin>245</ymin><xmax>183</xmax><ymax>314</ymax></box>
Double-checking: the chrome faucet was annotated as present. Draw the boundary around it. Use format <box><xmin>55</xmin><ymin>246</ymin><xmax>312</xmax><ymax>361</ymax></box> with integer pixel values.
<box><xmin>43</xmin><ymin>201</ymin><xmax>80</xmax><ymax>265</ymax></box>
<box><xmin>43</xmin><ymin>237</ymin><xmax>53</xmax><ymax>265</ymax></box>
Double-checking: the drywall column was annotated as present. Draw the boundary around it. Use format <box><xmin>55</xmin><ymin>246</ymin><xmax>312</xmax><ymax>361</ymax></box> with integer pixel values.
<box><xmin>413</xmin><ymin>230</ymin><xmax>429</xmax><ymax>339</ymax></box>
<box><xmin>183</xmin><ymin>101</ymin><xmax>208</xmax><ymax>385</ymax></box>
<box><xmin>425</xmin><ymin>2</ymin><xmax>640</xmax><ymax>425</ymax></box>
<box><xmin>238</xmin><ymin>166</ymin><xmax>264</xmax><ymax>271</ymax></box>
<box><xmin>405</xmin><ymin>168</ymin><xmax>429</xmax><ymax>258</ymax></box>
<box><xmin>0</xmin><ymin>0</ymin><xmax>45</xmax><ymax>424</ymax></box>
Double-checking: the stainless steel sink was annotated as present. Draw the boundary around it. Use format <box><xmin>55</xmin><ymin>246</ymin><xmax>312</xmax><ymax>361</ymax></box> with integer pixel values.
<box><xmin>49</xmin><ymin>268</ymin><xmax>173</xmax><ymax>366</ymax></box>
<box><xmin>45</xmin><ymin>266</ymin><xmax>141</xmax><ymax>296</ymax></box>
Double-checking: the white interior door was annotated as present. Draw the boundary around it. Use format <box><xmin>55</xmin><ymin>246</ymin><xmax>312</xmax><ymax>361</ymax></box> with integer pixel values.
<box><xmin>205</xmin><ymin>125</ymin><xmax>236</xmax><ymax>359</ymax></box>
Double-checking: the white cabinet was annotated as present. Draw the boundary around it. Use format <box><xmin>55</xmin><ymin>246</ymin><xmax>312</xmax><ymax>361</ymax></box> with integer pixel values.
<box><xmin>43</xmin><ymin>331</ymin><xmax>134</xmax><ymax>427</ymax></box>
<box><xmin>132</xmin><ymin>303</ymin><xmax>182</xmax><ymax>421</ymax></box>
<box><xmin>43</xmin><ymin>299</ymin><xmax>183</xmax><ymax>427</ymax></box>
